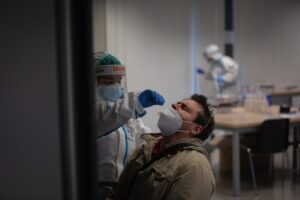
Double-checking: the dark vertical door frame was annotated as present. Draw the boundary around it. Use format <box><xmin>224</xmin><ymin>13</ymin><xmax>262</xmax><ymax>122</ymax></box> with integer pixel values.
<box><xmin>56</xmin><ymin>0</ymin><xmax>97</xmax><ymax>200</ymax></box>
<box><xmin>225</xmin><ymin>0</ymin><xmax>234</xmax><ymax>57</ymax></box>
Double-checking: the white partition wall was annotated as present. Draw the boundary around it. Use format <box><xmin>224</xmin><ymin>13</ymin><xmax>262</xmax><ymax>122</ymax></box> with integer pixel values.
<box><xmin>235</xmin><ymin>0</ymin><xmax>300</xmax><ymax>88</ymax></box>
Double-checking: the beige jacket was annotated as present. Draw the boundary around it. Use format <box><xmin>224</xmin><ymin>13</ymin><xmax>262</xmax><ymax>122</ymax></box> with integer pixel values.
<box><xmin>111</xmin><ymin>134</ymin><xmax>215</xmax><ymax>200</ymax></box>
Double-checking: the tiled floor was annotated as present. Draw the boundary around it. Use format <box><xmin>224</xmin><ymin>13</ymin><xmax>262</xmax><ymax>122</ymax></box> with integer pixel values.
<box><xmin>210</xmin><ymin>149</ymin><xmax>300</xmax><ymax>200</ymax></box>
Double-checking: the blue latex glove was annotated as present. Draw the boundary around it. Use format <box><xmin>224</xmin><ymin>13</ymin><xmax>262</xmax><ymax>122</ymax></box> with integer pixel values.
<box><xmin>138</xmin><ymin>90</ymin><xmax>165</xmax><ymax>108</ymax></box>
<box><xmin>197</xmin><ymin>68</ymin><xmax>206</xmax><ymax>75</ymax></box>
<box><xmin>216</xmin><ymin>75</ymin><xmax>224</xmax><ymax>86</ymax></box>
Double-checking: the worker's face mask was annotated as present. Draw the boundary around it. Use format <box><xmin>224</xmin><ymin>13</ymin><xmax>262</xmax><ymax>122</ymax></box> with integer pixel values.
<box><xmin>98</xmin><ymin>83</ymin><xmax>124</xmax><ymax>102</ymax></box>
<box><xmin>157</xmin><ymin>107</ymin><xmax>198</xmax><ymax>136</ymax></box>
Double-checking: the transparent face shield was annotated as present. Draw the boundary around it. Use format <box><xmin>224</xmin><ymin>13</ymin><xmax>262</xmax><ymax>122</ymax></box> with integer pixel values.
<box><xmin>96</xmin><ymin>65</ymin><xmax>128</xmax><ymax>102</ymax></box>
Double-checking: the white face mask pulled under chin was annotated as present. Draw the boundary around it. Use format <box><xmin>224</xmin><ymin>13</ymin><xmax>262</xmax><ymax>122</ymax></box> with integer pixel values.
<box><xmin>157</xmin><ymin>107</ymin><xmax>196</xmax><ymax>136</ymax></box>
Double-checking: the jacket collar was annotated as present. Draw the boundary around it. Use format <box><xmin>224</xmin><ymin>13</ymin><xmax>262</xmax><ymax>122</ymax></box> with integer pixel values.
<box><xmin>141</xmin><ymin>133</ymin><xmax>209</xmax><ymax>161</ymax></box>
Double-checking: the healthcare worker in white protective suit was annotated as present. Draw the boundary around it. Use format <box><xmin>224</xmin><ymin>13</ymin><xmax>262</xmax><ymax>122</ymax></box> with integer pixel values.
<box><xmin>198</xmin><ymin>44</ymin><xmax>239</xmax><ymax>99</ymax></box>
<box><xmin>197</xmin><ymin>44</ymin><xmax>239</xmax><ymax>153</ymax></box>
<box><xmin>95</xmin><ymin>52</ymin><xmax>165</xmax><ymax>199</ymax></box>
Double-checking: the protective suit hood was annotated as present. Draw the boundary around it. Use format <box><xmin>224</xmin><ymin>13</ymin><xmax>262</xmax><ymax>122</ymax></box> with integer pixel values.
<box><xmin>204</xmin><ymin>44</ymin><xmax>223</xmax><ymax>61</ymax></box>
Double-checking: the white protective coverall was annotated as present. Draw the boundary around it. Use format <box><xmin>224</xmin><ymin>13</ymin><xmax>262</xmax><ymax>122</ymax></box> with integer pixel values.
<box><xmin>204</xmin><ymin>44</ymin><xmax>239</xmax><ymax>97</ymax></box>
<box><xmin>207</xmin><ymin>56</ymin><xmax>239</xmax><ymax>96</ymax></box>
<box><xmin>96</xmin><ymin>91</ymin><xmax>151</xmax><ymax>187</ymax></box>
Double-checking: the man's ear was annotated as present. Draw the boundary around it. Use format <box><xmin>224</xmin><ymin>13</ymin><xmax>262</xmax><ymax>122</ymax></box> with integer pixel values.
<box><xmin>191</xmin><ymin>125</ymin><xmax>203</xmax><ymax>136</ymax></box>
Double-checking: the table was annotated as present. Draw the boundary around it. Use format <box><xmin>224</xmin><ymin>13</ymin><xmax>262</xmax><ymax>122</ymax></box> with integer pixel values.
<box><xmin>270</xmin><ymin>88</ymin><xmax>300</xmax><ymax>105</ymax></box>
<box><xmin>214</xmin><ymin>106</ymin><xmax>300</xmax><ymax>196</ymax></box>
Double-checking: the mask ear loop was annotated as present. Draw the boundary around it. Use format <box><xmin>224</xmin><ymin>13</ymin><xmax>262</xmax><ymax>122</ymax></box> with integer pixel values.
<box><xmin>180</xmin><ymin>106</ymin><xmax>214</xmax><ymax>133</ymax></box>
<box><xmin>202</xmin><ymin>106</ymin><xmax>214</xmax><ymax>130</ymax></box>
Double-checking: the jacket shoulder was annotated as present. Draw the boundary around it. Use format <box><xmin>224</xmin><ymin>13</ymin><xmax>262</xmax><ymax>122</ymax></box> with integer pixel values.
<box><xmin>180</xmin><ymin>149</ymin><xmax>209</xmax><ymax>163</ymax></box>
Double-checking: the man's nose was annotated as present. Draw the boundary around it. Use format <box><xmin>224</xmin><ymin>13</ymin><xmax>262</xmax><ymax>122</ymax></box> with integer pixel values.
<box><xmin>172</xmin><ymin>103</ymin><xmax>178</xmax><ymax>110</ymax></box>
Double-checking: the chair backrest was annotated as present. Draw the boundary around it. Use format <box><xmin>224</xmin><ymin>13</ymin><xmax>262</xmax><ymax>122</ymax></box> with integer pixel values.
<box><xmin>254</xmin><ymin>118</ymin><xmax>289</xmax><ymax>154</ymax></box>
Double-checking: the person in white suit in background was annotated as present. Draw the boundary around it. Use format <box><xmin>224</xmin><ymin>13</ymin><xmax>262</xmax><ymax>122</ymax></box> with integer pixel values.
<box><xmin>197</xmin><ymin>44</ymin><xmax>239</xmax><ymax>153</ymax></box>
<box><xmin>198</xmin><ymin>44</ymin><xmax>239</xmax><ymax>99</ymax></box>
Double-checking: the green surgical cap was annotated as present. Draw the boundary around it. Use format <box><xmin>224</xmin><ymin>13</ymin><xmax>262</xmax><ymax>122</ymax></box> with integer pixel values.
<box><xmin>96</xmin><ymin>53</ymin><xmax>122</xmax><ymax>66</ymax></box>
<box><xmin>95</xmin><ymin>52</ymin><xmax>126</xmax><ymax>76</ymax></box>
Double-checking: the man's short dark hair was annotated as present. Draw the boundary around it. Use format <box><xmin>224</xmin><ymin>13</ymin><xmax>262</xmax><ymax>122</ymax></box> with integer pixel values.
<box><xmin>190</xmin><ymin>94</ymin><xmax>215</xmax><ymax>141</ymax></box>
